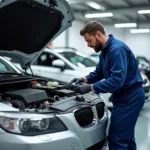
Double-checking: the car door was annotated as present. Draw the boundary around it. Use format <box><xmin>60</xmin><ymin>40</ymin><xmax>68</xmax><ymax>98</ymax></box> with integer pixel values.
<box><xmin>31</xmin><ymin>52</ymin><xmax>80</xmax><ymax>82</ymax></box>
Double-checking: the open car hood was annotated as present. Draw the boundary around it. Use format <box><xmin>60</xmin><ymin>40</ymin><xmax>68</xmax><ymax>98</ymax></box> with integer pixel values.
<box><xmin>0</xmin><ymin>0</ymin><xmax>75</xmax><ymax>69</ymax></box>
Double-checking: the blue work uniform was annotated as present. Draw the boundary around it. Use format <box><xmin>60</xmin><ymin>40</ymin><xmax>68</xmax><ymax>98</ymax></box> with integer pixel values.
<box><xmin>86</xmin><ymin>34</ymin><xmax>145</xmax><ymax>150</ymax></box>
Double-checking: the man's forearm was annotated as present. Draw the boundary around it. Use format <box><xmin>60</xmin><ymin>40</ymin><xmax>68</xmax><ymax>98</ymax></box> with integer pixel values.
<box><xmin>90</xmin><ymin>84</ymin><xmax>94</xmax><ymax>91</ymax></box>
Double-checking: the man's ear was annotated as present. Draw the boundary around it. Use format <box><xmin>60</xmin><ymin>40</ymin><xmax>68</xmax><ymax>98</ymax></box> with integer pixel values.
<box><xmin>95</xmin><ymin>31</ymin><xmax>102</xmax><ymax>40</ymax></box>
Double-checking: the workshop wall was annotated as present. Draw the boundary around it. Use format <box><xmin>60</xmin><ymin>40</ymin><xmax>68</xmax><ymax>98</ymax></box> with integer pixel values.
<box><xmin>53</xmin><ymin>20</ymin><xmax>150</xmax><ymax>58</ymax></box>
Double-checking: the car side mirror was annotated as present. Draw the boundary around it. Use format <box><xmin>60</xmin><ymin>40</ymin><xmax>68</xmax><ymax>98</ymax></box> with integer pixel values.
<box><xmin>52</xmin><ymin>59</ymin><xmax>65</xmax><ymax>71</ymax></box>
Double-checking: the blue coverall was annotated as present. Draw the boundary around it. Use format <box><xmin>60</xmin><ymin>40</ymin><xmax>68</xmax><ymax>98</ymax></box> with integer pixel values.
<box><xmin>86</xmin><ymin>34</ymin><xmax>145</xmax><ymax>150</ymax></box>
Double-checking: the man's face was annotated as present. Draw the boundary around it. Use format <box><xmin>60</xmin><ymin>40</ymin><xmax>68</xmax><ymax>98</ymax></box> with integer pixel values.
<box><xmin>84</xmin><ymin>33</ymin><xmax>103</xmax><ymax>53</ymax></box>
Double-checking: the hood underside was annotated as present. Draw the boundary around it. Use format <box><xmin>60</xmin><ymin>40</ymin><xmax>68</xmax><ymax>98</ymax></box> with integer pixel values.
<box><xmin>0</xmin><ymin>0</ymin><xmax>74</xmax><ymax>69</ymax></box>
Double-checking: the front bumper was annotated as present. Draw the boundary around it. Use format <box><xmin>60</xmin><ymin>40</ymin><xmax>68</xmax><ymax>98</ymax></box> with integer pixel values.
<box><xmin>57</xmin><ymin>112</ymin><xmax>109</xmax><ymax>149</ymax></box>
<box><xmin>0</xmin><ymin>109</ymin><xmax>110</xmax><ymax>150</ymax></box>
<box><xmin>0</xmin><ymin>130</ymin><xmax>85</xmax><ymax>150</ymax></box>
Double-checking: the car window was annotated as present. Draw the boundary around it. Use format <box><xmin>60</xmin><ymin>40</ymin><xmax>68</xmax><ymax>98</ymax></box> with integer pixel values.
<box><xmin>90</xmin><ymin>54</ymin><xmax>99</xmax><ymax>62</ymax></box>
<box><xmin>0</xmin><ymin>58</ymin><xmax>17</xmax><ymax>72</ymax></box>
<box><xmin>137</xmin><ymin>57</ymin><xmax>148</xmax><ymax>63</ymax></box>
<box><xmin>37</xmin><ymin>52</ymin><xmax>58</xmax><ymax>66</ymax></box>
<box><xmin>37</xmin><ymin>52</ymin><xmax>72</xmax><ymax>70</ymax></box>
<box><xmin>59</xmin><ymin>52</ymin><xmax>96</xmax><ymax>67</ymax></box>
<box><xmin>136</xmin><ymin>57</ymin><xmax>149</xmax><ymax>66</ymax></box>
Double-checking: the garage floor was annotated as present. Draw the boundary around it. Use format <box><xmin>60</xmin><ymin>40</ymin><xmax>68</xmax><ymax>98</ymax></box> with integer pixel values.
<box><xmin>135</xmin><ymin>100</ymin><xmax>150</xmax><ymax>150</ymax></box>
<box><xmin>106</xmin><ymin>100</ymin><xmax>150</xmax><ymax>150</ymax></box>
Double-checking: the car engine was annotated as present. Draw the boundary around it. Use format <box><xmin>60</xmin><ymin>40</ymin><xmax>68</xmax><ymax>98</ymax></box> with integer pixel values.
<box><xmin>0</xmin><ymin>78</ymin><xmax>105</xmax><ymax>118</ymax></box>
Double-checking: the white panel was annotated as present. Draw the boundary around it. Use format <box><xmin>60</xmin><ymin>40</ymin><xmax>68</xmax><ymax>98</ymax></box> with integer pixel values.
<box><xmin>125</xmin><ymin>29</ymin><xmax>150</xmax><ymax>58</ymax></box>
<box><xmin>53</xmin><ymin>32</ymin><xmax>66</xmax><ymax>47</ymax></box>
<box><xmin>104</xmin><ymin>25</ymin><xmax>126</xmax><ymax>41</ymax></box>
<box><xmin>68</xmin><ymin>20</ymin><xmax>92</xmax><ymax>55</ymax></box>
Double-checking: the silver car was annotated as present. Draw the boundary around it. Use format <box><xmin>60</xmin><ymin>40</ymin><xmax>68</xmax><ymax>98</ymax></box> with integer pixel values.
<box><xmin>0</xmin><ymin>56</ymin><xmax>110</xmax><ymax>150</ymax></box>
<box><xmin>0</xmin><ymin>0</ymin><xmax>110</xmax><ymax>150</ymax></box>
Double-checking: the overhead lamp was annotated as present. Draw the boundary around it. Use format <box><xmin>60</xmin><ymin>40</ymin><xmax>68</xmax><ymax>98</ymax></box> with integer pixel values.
<box><xmin>114</xmin><ymin>23</ymin><xmax>137</xmax><ymax>28</ymax></box>
<box><xmin>85</xmin><ymin>13</ymin><xmax>113</xmax><ymax>18</ymax></box>
<box><xmin>130</xmin><ymin>29</ymin><xmax>150</xmax><ymax>33</ymax></box>
<box><xmin>86</xmin><ymin>1</ymin><xmax>105</xmax><ymax>10</ymax></box>
<box><xmin>138</xmin><ymin>10</ymin><xmax>150</xmax><ymax>14</ymax></box>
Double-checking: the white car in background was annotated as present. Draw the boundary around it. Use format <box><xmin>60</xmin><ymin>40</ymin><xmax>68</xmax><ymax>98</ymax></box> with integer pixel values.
<box><xmin>90</xmin><ymin>53</ymin><xmax>100</xmax><ymax>63</ymax></box>
<box><xmin>31</xmin><ymin>47</ymin><xmax>97</xmax><ymax>82</ymax></box>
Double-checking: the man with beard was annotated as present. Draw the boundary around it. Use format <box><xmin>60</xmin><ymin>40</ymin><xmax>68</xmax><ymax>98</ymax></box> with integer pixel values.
<box><xmin>69</xmin><ymin>20</ymin><xmax>145</xmax><ymax>150</ymax></box>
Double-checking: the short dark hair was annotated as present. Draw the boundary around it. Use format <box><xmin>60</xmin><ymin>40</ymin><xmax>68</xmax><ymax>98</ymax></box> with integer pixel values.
<box><xmin>80</xmin><ymin>20</ymin><xmax>106</xmax><ymax>36</ymax></box>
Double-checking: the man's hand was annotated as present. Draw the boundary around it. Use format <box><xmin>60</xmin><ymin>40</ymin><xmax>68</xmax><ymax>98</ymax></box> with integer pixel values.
<box><xmin>69</xmin><ymin>78</ymin><xmax>84</xmax><ymax>86</ymax></box>
<box><xmin>77</xmin><ymin>83</ymin><xmax>91</xmax><ymax>94</ymax></box>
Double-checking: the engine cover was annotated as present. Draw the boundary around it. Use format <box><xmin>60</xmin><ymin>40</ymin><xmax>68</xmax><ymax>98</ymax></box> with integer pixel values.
<box><xmin>51</xmin><ymin>96</ymin><xmax>91</xmax><ymax>113</ymax></box>
<box><xmin>4</xmin><ymin>88</ymin><xmax>48</xmax><ymax>105</ymax></box>
<box><xmin>51</xmin><ymin>93</ymin><xmax>104</xmax><ymax>113</ymax></box>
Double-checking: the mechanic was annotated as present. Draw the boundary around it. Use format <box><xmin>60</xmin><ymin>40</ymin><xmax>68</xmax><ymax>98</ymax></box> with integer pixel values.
<box><xmin>69</xmin><ymin>20</ymin><xmax>145</xmax><ymax>150</ymax></box>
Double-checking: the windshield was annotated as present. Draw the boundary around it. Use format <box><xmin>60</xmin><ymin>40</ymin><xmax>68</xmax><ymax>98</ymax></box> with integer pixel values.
<box><xmin>0</xmin><ymin>58</ymin><xmax>18</xmax><ymax>73</ymax></box>
<box><xmin>59</xmin><ymin>52</ymin><xmax>96</xmax><ymax>67</ymax></box>
<box><xmin>136</xmin><ymin>57</ymin><xmax>150</xmax><ymax>66</ymax></box>
<box><xmin>90</xmin><ymin>54</ymin><xmax>99</xmax><ymax>63</ymax></box>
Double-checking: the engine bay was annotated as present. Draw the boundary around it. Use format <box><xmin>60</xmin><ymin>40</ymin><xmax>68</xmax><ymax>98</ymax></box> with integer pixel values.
<box><xmin>0</xmin><ymin>77</ymin><xmax>104</xmax><ymax>113</ymax></box>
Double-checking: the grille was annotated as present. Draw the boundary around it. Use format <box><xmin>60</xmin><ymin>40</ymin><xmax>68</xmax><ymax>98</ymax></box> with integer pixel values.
<box><xmin>74</xmin><ymin>107</ymin><xmax>93</xmax><ymax>127</ymax></box>
<box><xmin>96</xmin><ymin>102</ymin><xmax>105</xmax><ymax>119</ymax></box>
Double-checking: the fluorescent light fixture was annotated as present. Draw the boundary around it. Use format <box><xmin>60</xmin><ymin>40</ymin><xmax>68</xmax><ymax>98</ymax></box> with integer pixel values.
<box><xmin>114</xmin><ymin>23</ymin><xmax>137</xmax><ymax>28</ymax></box>
<box><xmin>85</xmin><ymin>13</ymin><xmax>113</xmax><ymax>18</ymax></box>
<box><xmin>86</xmin><ymin>1</ymin><xmax>105</xmax><ymax>10</ymax></box>
<box><xmin>130</xmin><ymin>29</ymin><xmax>150</xmax><ymax>33</ymax></box>
<box><xmin>138</xmin><ymin>10</ymin><xmax>150</xmax><ymax>14</ymax></box>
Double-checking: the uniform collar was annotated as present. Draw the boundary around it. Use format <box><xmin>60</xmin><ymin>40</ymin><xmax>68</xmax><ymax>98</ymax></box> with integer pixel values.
<box><xmin>102</xmin><ymin>34</ymin><xmax>114</xmax><ymax>53</ymax></box>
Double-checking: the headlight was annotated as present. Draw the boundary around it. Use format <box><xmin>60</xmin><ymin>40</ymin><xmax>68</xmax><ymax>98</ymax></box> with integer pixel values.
<box><xmin>0</xmin><ymin>113</ymin><xmax>67</xmax><ymax>136</ymax></box>
<box><xmin>19</xmin><ymin>119</ymin><xmax>30</xmax><ymax>132</ymax></box>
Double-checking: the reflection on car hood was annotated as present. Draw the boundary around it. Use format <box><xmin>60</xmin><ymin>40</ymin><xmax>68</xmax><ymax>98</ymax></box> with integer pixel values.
<box><xmin>76</xmin><ymin>67</ymin><xmax>95</xmax><ymax>74</ymax></box>
<box><xmin>0</xmin><ymin>102</ymin><xmax>18</xmax><ymax>111</ymax></box>
<box><xmin>0</xmin><ymin>0</ymin><xmax>74</xmax><ymax>70</ymax></box>
<box><xmin>81</xmin><ymin>67</ymin><xmax>95</xmax><ymax>72</ymax></box>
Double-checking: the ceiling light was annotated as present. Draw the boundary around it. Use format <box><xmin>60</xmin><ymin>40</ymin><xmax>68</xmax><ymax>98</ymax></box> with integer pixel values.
<box><xmin>138</xmin><ymin>10</ymin><xmax>150</xmax><ymax>14</ymax></box>
<box><xmin>130</xmin><ymin>29</ymin><xmax>150</xmax><ymax>33</ymax></box>
<box><xmin>114</xmin><ymin>23</ymin><xmax>137</xmax><ymax>28</ymax></box>
<box><xmin>86</xmin><ymin>1</ymin><xmax>105</xmax><ymax>10</ymax></box>
<box><xmin>85</xmin><ymin>13</ymin><xmax>113</xmax><ymax>18</ymax></box>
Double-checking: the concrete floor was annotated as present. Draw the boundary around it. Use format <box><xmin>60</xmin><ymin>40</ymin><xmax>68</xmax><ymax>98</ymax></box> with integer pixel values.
<box><xmin>105</xmin><ymin>100</ymin><xmax>150</xmax><ymax>150</ymax></box>
<box><xmin>135</xmin><ymin>100</ymin><xmax>150</xmax><ymax>150</ymax></box>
